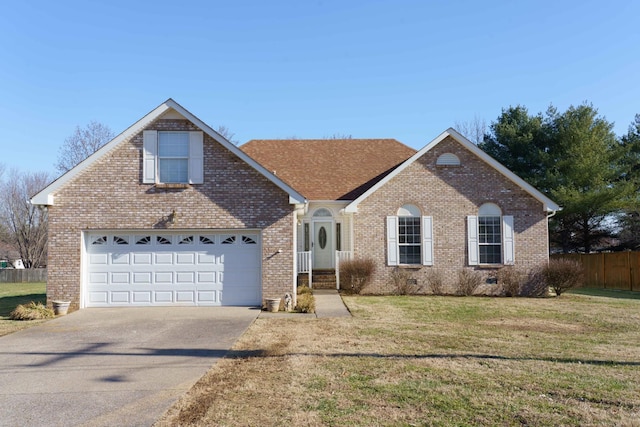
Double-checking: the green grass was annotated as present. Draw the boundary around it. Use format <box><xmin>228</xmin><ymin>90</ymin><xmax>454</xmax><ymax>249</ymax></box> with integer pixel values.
<box><xmin>0</xmin><ymin>282</ymin><xmax>47</xmax><ymax>336</ymax></box>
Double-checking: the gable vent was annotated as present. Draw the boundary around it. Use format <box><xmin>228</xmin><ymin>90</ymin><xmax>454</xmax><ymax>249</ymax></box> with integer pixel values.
<box><xmin>436</xmin><ymin>153</ymin><xmax>460</xmax><ymax>166</ymax></box>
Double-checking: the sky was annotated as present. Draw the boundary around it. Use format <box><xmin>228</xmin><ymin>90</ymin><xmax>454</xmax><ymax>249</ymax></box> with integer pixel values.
<box><xmin>1</xmin><ymin>0</ymin><xmax>639</xmax><ymax>177</ymax></box>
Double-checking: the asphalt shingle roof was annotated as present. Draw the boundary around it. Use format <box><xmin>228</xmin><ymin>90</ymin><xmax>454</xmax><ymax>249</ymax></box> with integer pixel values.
<box><xmin>240</xmin><ymin>139</ymin><xmax>417</xmax><ymax>200</ymax></box>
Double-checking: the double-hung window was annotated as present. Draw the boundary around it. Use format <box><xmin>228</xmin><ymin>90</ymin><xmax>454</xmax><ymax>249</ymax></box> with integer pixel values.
<box><xmin>158</xmin><ymin>132</ymin><xmax>189</xmax><ymax>183</ymax></box>
<box><xmin>387</xmin><ymin>204</ymin><xmax>433</xmax><ymax>266</ymax></box>
<box><xmin>467</xmin><ymin>203</ymin><xmax>514</xmax><ymax>265</ymax></box>
<box><xmin>142</xmin><ymin>130</ymin><xmax>204</xmax><ymax>184</ymax></box>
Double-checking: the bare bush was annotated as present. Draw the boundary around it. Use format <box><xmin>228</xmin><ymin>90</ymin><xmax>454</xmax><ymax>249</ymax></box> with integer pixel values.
<box><xmin>543</xmin><ymin>259</ymin><xmax>584</xmax><ymax>296</ymax></box>
<box><xmin>426</xmin><ymin>269</ymin><xmax>446</xmax><ymax>295</ymax></box>
<box><xmin>297</xmin><ymin>285</ymin><xmax>312</xmax><ymax>295</ymax></box>
<box><xmin>520</xmin><ymin>266</ymin><xmax>550</xmax><ymax>297</ymax></box>
<box><xmin>390</xmin><ymin>268</ymin><xmax>419</xmax><ymax>295</ymax></box>
<box><xmin>340</xmin><ymin>258</ymin><xmax>376</xmax><ymax>294</ymax></box>
<box><xmin>497</xmin><ymin>267</ymin><xmax>525</xmax><ymax>297</ymax></box>
<box><xmin>457</xmin><ymin>269</ymin><xmax>482</xmax><ymax>296</ymax></box>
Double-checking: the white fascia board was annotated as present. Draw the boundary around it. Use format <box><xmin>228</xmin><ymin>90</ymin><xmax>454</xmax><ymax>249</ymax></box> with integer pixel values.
<box><xmin>344</xmin><ymin>128</ymin><xmax>560</xmax><ymax>213</ymax></box>
<box><xmin>31</xmin><ymin>99</ymin><xmax>307</xmax><ymax>206</ymax></box>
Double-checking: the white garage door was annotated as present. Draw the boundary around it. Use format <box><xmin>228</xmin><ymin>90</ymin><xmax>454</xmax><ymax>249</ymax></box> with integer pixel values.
<box><xmin>85</xmin><ymin>231</ymin><xmax>261</xmax><ymax>307</ymax></box>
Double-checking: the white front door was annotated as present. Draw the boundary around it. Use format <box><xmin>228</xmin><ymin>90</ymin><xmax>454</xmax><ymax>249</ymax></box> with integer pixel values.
<box><xmin>313</xmin><ymin>221</ymin><xmax>333</xmax><ymax>269</ymax></box>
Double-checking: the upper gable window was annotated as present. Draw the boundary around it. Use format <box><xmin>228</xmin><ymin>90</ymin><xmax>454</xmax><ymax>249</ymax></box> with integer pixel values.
<box><xmin>158</xmin><ymin>132</ymin><xmax>189</xmax><ymax>183</ymax></box>
<box><xmin>436</xmin><ymin>153</ymin><xmax>460</xmax><ymax>166</ymax></box>
<box><xmin>142</xmin><ymin>130</ymin><xmax>203</xmax><ymax>185</ymax></box>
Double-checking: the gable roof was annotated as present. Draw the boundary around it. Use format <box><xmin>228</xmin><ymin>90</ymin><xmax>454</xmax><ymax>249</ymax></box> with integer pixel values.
<box><xmin>344</xmin><ymin>128</ymin><xmax>561</xmax><ymax>213</ymax></box>
<box><xmin>240</xmin><ymin>139</ymin><xmax>417</xmax><ymax>200</ymax></box>
<box><xmin>31</xmin><ymin>99</ymin><xmax>306</xmax><ymax>206</ymax></box>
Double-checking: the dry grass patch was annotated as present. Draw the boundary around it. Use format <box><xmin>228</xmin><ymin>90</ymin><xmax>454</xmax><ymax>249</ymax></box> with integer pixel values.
<box><xmin>156</xmin><ymin>291</ymin><xmax>640</xmax><ymax>426</ymax></box>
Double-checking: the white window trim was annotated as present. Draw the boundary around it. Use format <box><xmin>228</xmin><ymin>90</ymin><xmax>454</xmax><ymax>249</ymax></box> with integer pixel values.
<box><xmin>467</xmin><ymin>215</ymin><xmax>514</xmax><ymax>266</ymax></box>
<box><xmin>386</xmin><ymin>215</ymin><xmax>433</xmax><ymax>266</ymax></box>
<box><xmin>143</xmin><ymin>130</ymin><xmax>203</xmax><ymax>184</ymax></box>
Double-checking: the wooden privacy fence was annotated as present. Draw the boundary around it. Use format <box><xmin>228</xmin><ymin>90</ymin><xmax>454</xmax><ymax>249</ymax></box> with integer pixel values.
<box><xmin>0</xmin><ymin>268</ymin><xmax>47</xmax><ymax>283</ymax></box>
<box><xmin>551</xmin><ymin>253</ymin><xmax>640</xmax><ymax>291</ymax></box>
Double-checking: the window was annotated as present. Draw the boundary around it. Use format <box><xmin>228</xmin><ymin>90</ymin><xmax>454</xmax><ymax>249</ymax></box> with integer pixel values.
<box><xmin>158</xmin><ymin>132</ymin><xmax>189</xmax><ymax>183</ymax></box>
<box><xmin>467</xmin><ymin>204</ymin><xmax>514</xmax><ymax>266</ymax></box>
<box><xmin>142</xmin><ymin>130</ymin><xmax>203</xmax><ymax>184</ymax></box>
<box><xmin>436</xmin><ymin>153</ymin><xmax>461</xmax><ymax>166</ymax></box>
<box><xmin>386</xmin><ymin>205</ymin><xmax>433</xmax><ymax>266</ymax></box>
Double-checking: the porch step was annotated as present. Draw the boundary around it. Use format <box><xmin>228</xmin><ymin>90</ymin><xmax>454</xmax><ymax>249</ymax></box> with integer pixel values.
<box><xmin>298</xmin><ymin>270</ymin><xmax>337</xmax><ymax>290</ymax></box>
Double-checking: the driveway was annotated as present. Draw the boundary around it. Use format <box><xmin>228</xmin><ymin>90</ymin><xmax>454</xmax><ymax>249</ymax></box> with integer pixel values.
<box><xmin>0</xmin><ymin>307</ymin><xmax>259</xmax><ymax>427</ymax></box>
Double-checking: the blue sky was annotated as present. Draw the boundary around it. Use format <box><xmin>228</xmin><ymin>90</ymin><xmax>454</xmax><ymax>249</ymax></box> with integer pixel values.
<box><xmin>1</xmin><ymin>0</ymin><xmax>639</xmax><ymax>176</ymax></box>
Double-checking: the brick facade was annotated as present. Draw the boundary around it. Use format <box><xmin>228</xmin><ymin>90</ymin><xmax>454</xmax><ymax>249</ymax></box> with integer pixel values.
<box><xmin>353</xmin><ymin>136</ymin><xmax>550</xmax><ymax>294</ymax></box>
<box><xmin>47</xmin><ymin>119</ymin><xmax>295</xmax><ymax>311</ymax></box>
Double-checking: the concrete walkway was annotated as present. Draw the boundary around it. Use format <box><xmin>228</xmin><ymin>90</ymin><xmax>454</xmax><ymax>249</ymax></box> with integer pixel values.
<box><xmin>258</xmin><ymin>289</ymin><xmax>351</xmax><ymax>319</ymax></box>
<box><xmin>312</xmin><ymin>289</ymin><xmax>351</xmax><ymax>318</ymax></box>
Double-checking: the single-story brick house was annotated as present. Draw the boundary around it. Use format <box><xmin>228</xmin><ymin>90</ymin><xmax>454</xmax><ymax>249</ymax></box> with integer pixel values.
<box><xmin>32</xmin><ymin>99</ymin><xmax>559</xmax><ymax>310</ymax></box>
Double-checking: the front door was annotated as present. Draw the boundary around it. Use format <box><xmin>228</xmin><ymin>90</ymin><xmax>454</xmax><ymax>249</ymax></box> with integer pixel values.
<box><xmin>313</xmin><ymin>221</ymin><xmax>333</xmax><ymax>269</ymax></box>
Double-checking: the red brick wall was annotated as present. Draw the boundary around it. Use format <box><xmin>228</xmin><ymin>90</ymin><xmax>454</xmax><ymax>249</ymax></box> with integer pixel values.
<box><xmin>353</xmin><ymin>136</ymin><xmax>550</xmax><ymax>294</ymax></box>
<box><xmin>47</xmin><ymin>119</ymin><xmax>295</xmax><ymax>310</ymax></box>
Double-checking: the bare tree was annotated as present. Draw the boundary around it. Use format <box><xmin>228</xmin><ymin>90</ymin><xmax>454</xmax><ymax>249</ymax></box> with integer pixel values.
<box><xmin>0</xmin><ymin>170</ymin><xmax>51</xmax><ymax>268</ymax></box>
<box><xmin>55</xmin><ymin>121</ymin><xmax>115</xmax><ymax>174</ymax></box>
<box><xmin>454</xmin><ymin>115</ymin><xmax>487</xmax><ymax>145</ymax></box>
<box><xmin>216</xmin><ymin>125</ymin><xmax>240</xmax><ymax>145</ymax></box>
<box><xmin>322</xmin><ymin>133</ymin><xmax>353</xmax><ymax>140</ymax></box>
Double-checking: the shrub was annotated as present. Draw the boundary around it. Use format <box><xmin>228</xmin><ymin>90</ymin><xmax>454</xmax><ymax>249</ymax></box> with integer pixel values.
<box><xmin>295</xmin><ymin>293</ymin><xmax>315</xmax><ymax>313</ymax></box>
<box><xmin>520</xmin><ymin>266</ymin><xmax>550</xmax><ymax>297</ymax></box>
<box><xmin>426</xmin><ymin>269</ymin><xmax>446</xmax><ymax>295</ymax></box>
<box><xmin>389</xmin><ymin>267</ymin><xmax>419</xmax><ymax>295</ymax></box>
<box><xmin>297</xmin><ymin>285</ymin><xmax>312</xmax><ymax>295</ymax></box>
<box><xmin>9</xmin><ymin>302</ymin><xmax>55</xmax><ymax>320</ymax></box>
<box><xmin>543</xmin><ymin>258</ymin><xmax>584</xmax><ymax>296</ymax></box>
<box><xmin>457</xmin><ymin>269</ymin><xmax>482</xmax><ymax>296</ymax></box>
<box><xmin>340</xmin><ymin>258</ymin><xmax>376</xmax><ymax>294</ymax></box>
<box><xmin>497</xmin><ymin>266</ymin><xmax>525</xmax><ymax>297</ymax></box>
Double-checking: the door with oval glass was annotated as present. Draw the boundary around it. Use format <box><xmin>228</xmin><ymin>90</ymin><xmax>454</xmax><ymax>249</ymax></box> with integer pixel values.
<box><xmin>313</xmin><ymin>221</ymin><xmax>333</xmax><ymax>269</ymax></box>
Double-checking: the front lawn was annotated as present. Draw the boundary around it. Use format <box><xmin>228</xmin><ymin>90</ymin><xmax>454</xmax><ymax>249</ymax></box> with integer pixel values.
<box><xmin>157</xmin><ymin>291</ymin><xmax>640</xmax><ymax>426</ymax></box>
<box><xmin>0</xmin><ymin>282</ymin><xmax>48</xmax><ymax>336</ymax></box>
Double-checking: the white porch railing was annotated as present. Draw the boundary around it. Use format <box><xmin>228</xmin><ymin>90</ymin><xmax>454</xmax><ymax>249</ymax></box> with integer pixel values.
<box><xmin>335</xmin><ymin>251</ymin><xmax>353</xmax><ymax>290</ymax></box>
<box><xmin>297</xmin><ymin>251</ymin><xmax>312</xmax><ymax>288</ymax></box>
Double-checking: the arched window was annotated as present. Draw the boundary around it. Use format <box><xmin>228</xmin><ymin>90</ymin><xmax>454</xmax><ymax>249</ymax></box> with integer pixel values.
<box><xmin>436</xmin><ymin>153</ymin><xmax>461</xmax><ymax>166</ymax></box>
<box><xmin>313</xmin><ymin>208</ymin><xmax>332</xmax><ymax>217</ymax></box>
<box><xmin>467</xmin><ymin>203</ymin><xmax>514</xmax><ymax>265</ymax></box>
<box><xmin>386</xmin><ymin>204</ymin><xmax>433</xmax><ymax>266</ymax></box>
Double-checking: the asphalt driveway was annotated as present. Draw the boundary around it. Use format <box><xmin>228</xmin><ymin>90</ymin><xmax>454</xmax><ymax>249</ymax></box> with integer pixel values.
<box><xmin>0</xmin><ymin>307</ymin><xmax>259</xmax><ymax>427</ymax></box>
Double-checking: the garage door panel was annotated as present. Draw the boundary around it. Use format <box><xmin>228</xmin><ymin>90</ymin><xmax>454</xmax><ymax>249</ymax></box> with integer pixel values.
<box><xmin>90</xmin><ymin>272</ymin><xmax>108</xmax><ymax>284</ymax></box>
<box><xmin>133</xmin><ymin>272</ymin><xmax>152</xmax><ymax>284</ymax></box>
<box><xmin>154</xmin><ymin>291</ymin><xmax>173</xmax><ymax>303</ymax></box>
<box><xmin>86</xmin><ymin>231</ymin><xmax>261</xmax><ymax>307</ymax></box>
<box><xmin>90</xmin><ymin>254</ymin><xmax>109</xmax><ymax>265</ymax></box>
<box><xmin>111</xmin><ymin>272</ymin><xmax>130</xmax><ymax>284</ymax></box>
<box><xmin>111</xmin><ymin>292</ymin><xmax>130</xmax><ymax>303</ymax></box>
<box><xmin>176</xmin><ymin>253</ymin><xmax>195</xmax><ymax>264</ymax></box>
<box><xmin>111</xmin><ymin>253</ymin><xmax>130</xmax><ymax>264</ymax></box>
<box><xmin>176</xmin><ymin>291</ymin><xmax>195</xmax><ymax>303</ymax></box>
<box><xmin>155</xmin><ymin>272</ymin><xmax>173</xmax><ymax>283</ymax></box>
<box><xmin>176</xmin><ymin>272</ymin><xmax>195</xmax><ymax>283</ymax></box>
<box><xmin>133</xmin><ymin>253</ymin><xmax>152</xmax><ymax>265</ymax></box>
<box><xmin>197</xmin><ymin>271</ymin><xmax>216</xmax><ymax>283</ymax></box>
<box><xmin>133</xmin><ymin>292</ymin><xmax>152</xmax><ymax>303</ymax></box>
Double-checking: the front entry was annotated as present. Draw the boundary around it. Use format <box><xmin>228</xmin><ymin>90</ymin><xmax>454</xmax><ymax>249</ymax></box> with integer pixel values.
<box><xmin>313</xmin><ymin>221</ymin><xmax>333</xmax><ymax>269</ymax></box>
